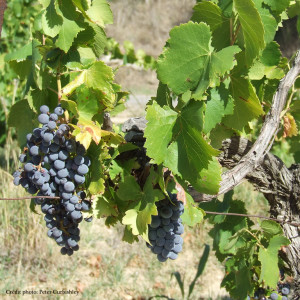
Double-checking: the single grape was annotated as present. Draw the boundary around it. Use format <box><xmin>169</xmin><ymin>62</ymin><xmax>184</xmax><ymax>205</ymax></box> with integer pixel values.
<box><xmin>64</xmin><ymin>181</ymin><xmax>75</xmax><ymax>193</ymax></box>
<box><xmin>270</xmin><ymin>293</ymin><xmax>278</xmax><ymax>300</ymax></box>
<box><xmin>157</xmin><ymin>254</ymin><xmax>167</xmax><ymax>262</ymax></box>
<box><xmin>74</xmin><ymin>174</ymin><xmax>85</xmax><ymax>184</ymax></box>
<box><xmin>58</xmin><ymin>150</ymin><xmax>69</xmax><ymax>160</ymax></box>
<box><xmin>160</xmin><ymin>206</ymin><xmax>173</xmax><ymax>218</ymax></box>
<box><xmin>70</xmin><ymin>195</ymin><xmax>79</xmax><ymax>204</ymax></box>
<box><xmin>19</xmin><ymin>153</ymin><xmax>27</xmax><ymax>163</ymax></box>
<box><xmin>38</xmin><ymin>113</ymin><xmax>49</xmax><ymax>124</ymax></box>
<box><xmin>74</xmin><ymin>155</ymin><xmax>84</xmax><ymax>166</ymax></box>
<box><xmin>81</xmin><ymin>200</ymin><xmax>91</xmax><ymax>212</ymax></box>
<box><xmin>54</xmin><ymin>160</ymin><xmax>65</xmax><ymax>170</ymax></box>
<box><xmin>54</xmin><ymin>106</ymin><xmax>64</xmax><ymax>116</ymax></box>
<box><xmin>150</xmin><ymin>215</ymin><xmax>161</xmax><ymax>228</ymax></box>
<box><xmin>48</xmin><ymin>121</ymin><xmax>56</xmax><ymax>130</ymax></box>
<box><xmin>24</xmin><ymin>163</ymin><xmax>34</xmax><ymax>172</ymax></box>
<box><xmin>40</xmin><ymin>105</ymin><xmax>49</xmax><ymax>114</ymax></box>
<box><xmin>282</xmin><ymin>288</ymin><xmax>290</xmax><ymax>295</ymax></box>
<box><xmin>43</xmin><ymin>132</ymin><xmax>54</xmax><ymax>143</ymax></box>
<box><xmin>57</xmin><ymin>168</ymin><xmax>69</xmax><ymax>178</ymax></box>
<box><xmin>77</xmin><ymin>164</ymin><xmax>89</xmax><ymax>175</ymax></box>
<box><xmin>49</xmin><ymin>113</ymin><xmax>58</xmax><ymax>121</ymax></box>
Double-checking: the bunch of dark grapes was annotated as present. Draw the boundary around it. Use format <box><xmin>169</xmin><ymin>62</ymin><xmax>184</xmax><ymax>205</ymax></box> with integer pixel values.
<box><xmin>146</xmin><ymin>193</ymin><xmax>184</xmax><ymax>262</ymax></box>
<box><xmin>12</xmin><ymin>105</ymin><xmax>92</xmax><ymax>256</ymax></box>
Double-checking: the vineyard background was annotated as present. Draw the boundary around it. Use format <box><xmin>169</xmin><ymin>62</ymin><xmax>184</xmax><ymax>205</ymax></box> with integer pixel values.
<box><xmin>0</xmin><ymin>0</ymin><xmax>296</xmax><ymax>299</ymax></box>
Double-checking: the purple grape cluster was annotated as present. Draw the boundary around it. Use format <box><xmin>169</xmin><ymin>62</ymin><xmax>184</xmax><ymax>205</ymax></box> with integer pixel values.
<box><xmin>12</xmin><ymin>105</ymin><xmax>92</xmax><ymax>256</ymax></box>
<box><xmin>146</xmin><ymin>193</ymin><xmax>184</xmax><ymax>262</ymax></box>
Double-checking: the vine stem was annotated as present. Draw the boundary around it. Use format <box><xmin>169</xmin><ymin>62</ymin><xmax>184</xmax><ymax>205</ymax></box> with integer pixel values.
<box><xmin>204</xmin><ymin>211</ymin><xmax>300</xmax><ymax>227</ymax></box>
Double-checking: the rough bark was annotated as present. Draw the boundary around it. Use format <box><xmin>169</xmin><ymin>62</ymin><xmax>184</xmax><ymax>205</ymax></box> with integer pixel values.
<box><xmin>214</xmin><ymin>137</ymin><xmax>300</xmax><ymax>296</ymax></box>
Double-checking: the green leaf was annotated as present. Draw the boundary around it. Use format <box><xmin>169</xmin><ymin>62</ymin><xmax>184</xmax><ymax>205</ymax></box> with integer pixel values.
<box><xmin>90</xmin><ymin>23</ymin><xmax>107</xmax><ymax>57</ymax></box>
<box><xmin>122</xmin><ymin>226</ymin><xmax>139</xmax><ymax>244</ymax></box>
<box><xmin>157</xmin><ymin>22</ymin><xmax>240</xmax><ymax>98</ymax></box>
<box><xmin>56</xmin><ymin>17</ymin><xmax>84</xmax><ymax>52</ymax></box>
<box><xmin>76</xmin><ymin>86</ymin><xmax>99</xmax><ymax>120</ymax></box>
<box><xmin>258</xmin><ymin>235</ymin><xmax>290</xmax><ymax>288</ymax></box>
<box><xmin>87</xmin><ymin>142</ymin><xmax>105</xmax><ymax>194</ymax></box>
<box><xmin>223</xmin><ymin>78</ymin><xmax>264</xmax><ymax>131</ymax></box>
<box><xmin>8</xmin><ymin>100</ymin><xmax>37</xmax><ymax>147</ymax></box>
<box><xmin>234</xmin><ymin>0</ymin><xmax>265</xmax><ymax>66</ymax></box>
<box><xmin>116</xmin><ymin>175</ymin><xmax>141</xmax><ymax>202</ymax></box>
<box><xmin>188</xmin><ymin>244</ymin><xmax>210</xmax><ymax>298</ymax></box>
<box><xmin>86</xmin><ymin>0</ymin><xmax>113</xmax><ymax>27</ymax></box>
<box><xmin>193</xmin><ymin>157</ymin><xmax>222</xmax><ymax>194</ymax></box>
<box><xmin>255</xmin><ymin>4</ymin><xmax>278</xmax><ymax>44</ymax></box>
<box><xmin>260</xmin><ymin>220</ymin><xmax>283</xmax><ymax>237</ymax></box>
<box><xmin>204</xmin><ymin>85</ymin><xmax>234</xmax><ymax>134</ymax></box>
<box><xmin>42</xmin><ymin>0</ymin><xmax>63</xmax><ymax>37</ymax></box>
<box><xmin>191</xmin><ymin>1</ymin><xmax>231</xmax><ymax>50</ymax></box>
<box><xmin>181</xmin><ymin>192</ymin><xmax>205</xmax><ymax>226</ymax></box>
<box><xmin>145</xmin><ymin>102</ymin><xmax>220</xmax><ymax>193</ymax></box>
<box><xmin>263</xmin><ymin>0</ymin><xmax>290</xmax><ymax>13</ymax></box>
<box><xmin>62</xmin><ymin>61</ymin><xmax>115</xmax><ymax>106</ymax></box>
<box><xmin>5</xmin><ymin>42</ymin><xmax>32</xmax><ymax>62</ymax></box>
<box><xmin>260</xmin><ymin>42</ymin><xmax>282</xmax><ymax>66</ymax></box>
<box><xmin>121</xmin><ymin>171</ymin><xmax>164</xmax><ymax>239</ymax></box>
<box><xmin>92</xmin><ymin>195</ymin><xmax>118</xmax><ymax>218</ymax></box>
<box><xmin>233</xmin><ymin>262</ymin><xmax>253</xmax><ymax>299</ymax></box>
<box><xmin>144</xmin><ymin>104</ymin><xmax>177</xmax><ymax>165</ymax></box>
<box><xmin>171</xmin><ymin>272</ymin><xmax>185</xmax><ymax>298</ymax></box>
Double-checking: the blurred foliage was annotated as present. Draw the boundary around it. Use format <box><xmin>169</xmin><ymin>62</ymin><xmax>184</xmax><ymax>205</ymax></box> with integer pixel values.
<box><xmin>0</xmin><ymin>0</ymin><xmax>40</xmax><ymax>146</ymax></box>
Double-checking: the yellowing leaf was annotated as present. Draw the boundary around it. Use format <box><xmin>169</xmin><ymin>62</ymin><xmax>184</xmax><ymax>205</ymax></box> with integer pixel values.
<box><xmin>72</xmin><ymin>118</ymin><xmax>102</xmax><ymax>150</ymax></box>
<box><xmin>283</xmin><ymin>113</ymin><xmax>298</xmax><ymax>138</ymax></box>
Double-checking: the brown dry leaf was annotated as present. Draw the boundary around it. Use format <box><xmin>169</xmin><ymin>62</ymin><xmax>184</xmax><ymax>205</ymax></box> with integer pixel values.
<box><xmin>90</xmin><ymin>269</ymin><xmax>100</xmax><ymax>278</ymax></box>
<box><xmin>39</xmin><ymin>274</ymin><xmax>47</xmax><ymax>282</ymax></box>
<box><xmin>283</xmin><ymin>113</ymin><xmax>298</xmax><ymax>138</ymax></box>
<box><xmin>76</xmin><ymin>282</ymin><xmax>85</xmax><ymax>293</ymax></box>
<box><xmin>87</xmin><ymin>255</ymin><xmax>102</xmax><ymax>268</ymax></box>
<box><xmin>153</xmin><ymin>282</ymin><xmax>165</xmax><ymax>289</ymax></box>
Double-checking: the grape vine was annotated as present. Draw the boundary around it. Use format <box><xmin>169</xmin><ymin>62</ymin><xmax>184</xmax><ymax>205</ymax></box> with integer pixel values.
<box><xmin>2</xmin><ymin>0</ymin><xmax>300</xmax><ymax>299</ymax></box>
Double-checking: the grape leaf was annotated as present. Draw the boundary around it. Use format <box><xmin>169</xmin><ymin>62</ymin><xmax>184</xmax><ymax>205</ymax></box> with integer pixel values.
<box><xmin>181</xmin><ymin>192</ymin><xmax>205</xmax><ymax>226</ymax></box>
<box><xmin>92</xmin><ymin>195</ymin><xmax>118</xmax><ymax>218</ymax></box>
<box><xmin>56</xmin><ymin>17</ymin><xmax>84</xmax><ymax>52</ymax></box>
<box><xmin>123</xmin><ymin>226</ymin><xmax>139</xmax><ymax>244</ymax></box>
<box><xmin>87</xmin><ymin>142</ymin><xmax>105</xmax><ymax>195</ymax></box>
<box><xmin>76</xmin><ymin>86</ymin><xmax>99</xmax><ymax>120</ymax></box>
<box><xmin>157</xmin><ymin>22</ymin><xmax>240</xmax><ymax>98</ymax></box>
<box><xmin>8</xmin><ymin>100</ymin><xmax>37</xmax><ymax>147</ymax></box>
<box><xmin>263</xmin><ymin>0</ymin><xmax>290</xmax><ymax>13</ymax></box>
<box><xmin>145</xmin><ymin>101</ymin><xmax>220</xmax><ymax>193</ymax></box>
<box><xmin>61</xmin><ymin>61</ymin><xmax>115</xmax><ymax>106</ymax></box>
<box><xmin>204</xmin><ymin>85</ymin><xmax>234</xmax><ymax>134</ymax></box>
<box><xmin>120</xmin><ymin>172</ymin><xmax>164</xmax><ymax>239</ymax></box>
<box><xmin>223</xmin><ymin>78</ymin><xmax>264</xmax><ymax>131</ymax></box>
<box><xmin>86</xmin><ymin>0</ymin><xmax>113</xmax><ymax>27</ymax></box>
<box><xmin>72</xmin><ymin>117</ymin><xmax>102</xmax><ymax>150</ymax></box>
<box><xmin>234</xmin><ymin>0</ymin><xmax>265</xmax><ymax>66</ymax></box>
<box><xmin>260</xmin><ymin>42</ymin><xmax>282</xmax><ymax>66</ymax></box>
<box><xmin>41</xmin><ymin>0</ymin><xmax>62</xmax><ymax>38</ymax></box>
<box><xmin>254</xmin><ymin>2</ymin><xmax>278</xmax><ymax>44</ymax></box>
<box><xmin>260</xmin><ymin>220</ymin><xmax>283</xmax><ymax>237</ymax></box>
<box><xmin>258</xmin><ymin>235</ymin><xmax>290</xmax><ymax>288</ymax></box>
<box><xmin>193</xmin><ymin>157</ymin><xmax>222</xmax><ymax>194</ymax></box>
<box><xmin>191</xmin><ymin>1</ymin><xmax>231</xmax><ymax>50</ymax></box>
<box><xmin>116</xmin><ymin>175</ymin><xmax>141</xmax><ymax>202</ymax></box>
